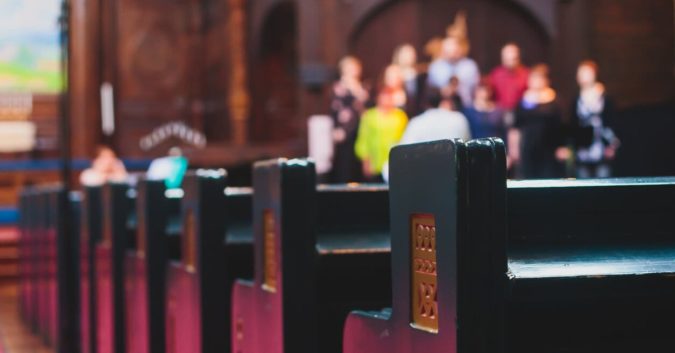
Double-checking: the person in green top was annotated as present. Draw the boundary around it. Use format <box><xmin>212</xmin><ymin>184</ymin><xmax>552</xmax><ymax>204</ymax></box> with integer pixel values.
<box><xmin>355</xmin><ymin>88</ymin><xmax>408</xmax><ymax>180</ymax></box>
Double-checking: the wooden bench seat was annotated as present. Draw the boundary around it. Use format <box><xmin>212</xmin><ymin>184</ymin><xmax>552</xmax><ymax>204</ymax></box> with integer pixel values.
<box><xmin>165</xmin><ymin>172</ymin><xmax>253</xmax><ymax>353</ymax></box>
<box><xmin>124</xmin><ymin>179</ymin><xmax>182</xmax><ymax>353</ymax></box>
<box><xmin>343</xmin><ymin>138</ymin><xmax>675</xmax><ymax>353</ymax></box>
<box><xmin>95</xmin><ymin>183</ymin><xmax>135</xmax><ymax>353</ymax></box>
<box><xmin>231</xmin><ymin>159</ymin><xmax>391</xmax><ymax>353</ymax></box>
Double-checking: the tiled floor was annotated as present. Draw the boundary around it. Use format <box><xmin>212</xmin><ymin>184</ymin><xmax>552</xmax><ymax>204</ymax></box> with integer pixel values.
<box><xmin>0</xmin><ymin>282</ymin><xmax>52</xmax><ymax>353</ymax></box>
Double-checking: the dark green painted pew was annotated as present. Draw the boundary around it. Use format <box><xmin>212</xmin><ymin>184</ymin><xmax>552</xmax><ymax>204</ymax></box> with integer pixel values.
<box><xmin>232</xmin><ymin>159</ymin><xmax>391</xmax><ymax>353</ymax></box>
<box><xmin>344</xmin><ymin>138</ymin><xmax>675</xmax><ymax>353</ymax></box>
<box><xmin>165</xmin><ymin>171</ymin><xmax>253</xmax><ymax>353</ymax></box>
<box><xmin>124</xmin><ymin>178</ymin><xmax>182</xmax><ymax>353</ymax></box>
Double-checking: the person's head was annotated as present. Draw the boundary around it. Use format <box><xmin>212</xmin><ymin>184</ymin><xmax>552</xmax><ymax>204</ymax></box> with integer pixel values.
<box><xmin>501</xmin><ymin>42</ymin><xmax>521</xmax><ymax>69</ymax></box>
<box><xmin>474</xmin><ymin>83</ymin><xmax>493</xmax><ymax>104</ymax></box>
<box><xmin>383</xmin><ymin>64</ymin><xmax>404</xmax><ymax>89</ymax></box>
<box><xmin>440</xmin><ymin>36</ymin><xmax>467</xmax><ymax>62</ymax></box>
<box><xmin>168</xmin><ymin>146</ymin><xmax>183</xmax><ymax>157</ymax></box>
<box><xmin>339</xmin><ymin>56</ymin><xmax>362</xmax><ymax>80</ymax></box>
<box><xmin>576</xmin><ymin>60</ymin><xmax>599</xmax><ymax>88</ymax></box>
<box><xmin>93</xmin><ymin>146</ymin><xmax>119</xmax><ymax>173</ymax></box>
<box><xmin>376</xmin><ymin>88</ymin><xmax>397</xmax><ymax>111</ymax></box>
<box><xmin>527</xmin><ymin>64</ymin><xmax>550</xmax><ymax>91</ymax></box>
<box><xmin>392</xmin><ymin>44</ymin><xmax>417</xmax><ymax>68</ymax></box>
<box><xmin>425</xmin><ymin>88</ymin><xmax>444</xmax><ymax>109</ymax></box>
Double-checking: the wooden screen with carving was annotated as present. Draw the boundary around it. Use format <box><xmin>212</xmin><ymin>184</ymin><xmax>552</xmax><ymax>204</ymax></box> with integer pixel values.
<box><xmin>411</xmin><ymin>214</ymin><xmax>438</xmax><ymax>333</ymax></box>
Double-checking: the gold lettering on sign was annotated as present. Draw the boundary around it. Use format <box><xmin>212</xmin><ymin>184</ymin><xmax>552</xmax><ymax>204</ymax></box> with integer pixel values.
<box><xmin>263</xmin><ymin>210</ymin><xmax>277</xmax><ymax>292</ymax></box>
<box><xmin>183</xmin><ymin>210</ymin><xmax>196</xmax><ymax>272</ymax></box>
<box><xmin>411</xmin><ymin>215</ymin><xmax>438</xmax><ymax>333</ymax></box>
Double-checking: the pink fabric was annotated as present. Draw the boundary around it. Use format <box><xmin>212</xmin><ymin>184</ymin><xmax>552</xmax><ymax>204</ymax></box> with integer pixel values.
<box><xmin>0</xmin><ymin>227</ymin><xmax>18</xmax><ymax>242</ymax></box>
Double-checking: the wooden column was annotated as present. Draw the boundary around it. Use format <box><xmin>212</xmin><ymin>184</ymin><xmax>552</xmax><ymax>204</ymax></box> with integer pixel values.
<box><xmin>68</xmin><ymin>0</ymin><xmax>102</xmax><ymax>158</ymax></box>
<box><xmin>228</xmin><ymin>0</ymin><xmax>250</xmax><ymax>145</ymax></box>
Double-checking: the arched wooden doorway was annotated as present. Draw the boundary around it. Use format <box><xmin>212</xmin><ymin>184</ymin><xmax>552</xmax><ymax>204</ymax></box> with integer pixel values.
<box><xmin>251</xmin><ymin>2</ymin><xmax>299</xmax><ymax>142</ymax></box>
<box><xmin>350</xmin><ymin>0</ymin><xmax>550</xmax><ymax>87</ymax></box>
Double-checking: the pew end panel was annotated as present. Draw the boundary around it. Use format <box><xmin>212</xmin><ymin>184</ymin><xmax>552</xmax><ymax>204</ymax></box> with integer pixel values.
<box><xmin>124</xmin><ymin>178</ymin><xmax>182</xmax><ymax>353</ymax></box>
<box><xmin>80</xmin><ymin>186</ymin><xmax>102</xmax><ymax>353</ymax></box>
<box><xmin>343</xmin><ymin>138</ymin><xmax>508</xmax><ymax>353</ymax></box>
<box><xmin>165</xmin><ymin>171</ymin><xmax>253</xmax><ymax>353</ymax></box>
<box><xmin>234</xmin><ymin>158</ymin><xmax>393</xmax><ymax>353</ymax></box>
<box><xmin>95</xmin><ymin>182</ymin><xmax>134</xmax><ymax>353</ymax></box>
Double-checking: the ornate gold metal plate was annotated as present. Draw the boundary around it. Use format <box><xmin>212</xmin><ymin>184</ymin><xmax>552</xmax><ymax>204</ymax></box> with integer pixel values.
<box><xmin>411</xmin><ymin>214</ymin><xmax>438</xmax><ymax>333</ymax></box>
<box><xmin>263</xmin><ymin>209</ymin><xmax>277</xmax><ymax>292</ymax></box>
<box><xmin>183</xmin><ymin>210</ymin><xmax>196</xmax><ymax>271</ymax></box>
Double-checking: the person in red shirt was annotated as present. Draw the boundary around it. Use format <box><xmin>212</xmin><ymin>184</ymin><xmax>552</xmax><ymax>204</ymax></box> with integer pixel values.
<box><xmin>489</xmin><ymin>43</ymin><xmax>529</xmax><ymax>112</ymax></box>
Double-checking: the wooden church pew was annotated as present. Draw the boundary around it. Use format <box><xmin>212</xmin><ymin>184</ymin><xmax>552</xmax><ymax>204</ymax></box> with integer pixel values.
<box><xmin>231</xmin><ymin>159</ymin><xmax>391</xmax><ymax>353</ymax></box>
<box><xmin>18</xmin><ymin>186</ymin><xmax>82</xmax><ymax>353</ymax></box>
<box><xmin>48</xmin><ymin>187</ymin><xmax>81</xmax><ymax>353</ymax></box>
<box><xmin>80</xmin><ymin>186</ymin><xmax>102</xmax><ymax>353</ymax></box>
<box><xmin>95</xmin><ymin>183</ymin><xmax>136</xmax><ymax>353</ymax></box>
<box><xmin>124</xmin><ymin>178</ymin><xmax>182</xmax><ymax>353</ymax></box>
<box><xmin>18</xmin><ymin>188</ymin><xmax>39</xmax><ymax>332</ymax></box>
<box><xmin>343</xmin><ymin>138</ymin><xmax>675</xmax><ymax>353</ymax></box>
<box><xmin>165</xmin><ymin>171</ymin><xmax>253</xmax><ymax>353</ymax></box>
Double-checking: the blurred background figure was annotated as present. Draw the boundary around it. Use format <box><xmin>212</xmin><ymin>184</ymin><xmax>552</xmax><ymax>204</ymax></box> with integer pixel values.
<box><xmin>329</xmin><ymin>56</ymin><xmax>369</xmax><ymax>183</ymax></box>
<box><xmin>465</xmin><ymin>83</ymin><xmax>506</xmax><ymax>141</ymax></box>
<box><xmin>79</xmin><ymin>146</ymin><xmax>128</xmax><ymax>186</ymax></box>
<box><xmin>355</xmin><ymin>89</ymin><xmax>408</xmax><ymax>182</ymax></box>
<box><xmin>489</xmin><ymin>43</ymin><xmax>529</xmax><ymax>112</ymax></box>
<box><xmin>146</xmin><ymin>147</ymin><xmax>188</xmax><ymax>189</ymax></box>
<box><xmin>381</xmin><ymin>64</ymin><xmax>408</xmax><ymax>109</ymax></box>
<box><xmin>391</xmin><ymin>44</ymin><xmax>427</xmax><ymax>116</ymax></box>
<box><xmin>510</xmin><ymin>64</ymin><xmax>564</xmax><ymax>179</ymax></box>
<box><xmin>427</xmin><ymin>36</ymin><xmax>480</xmax><ymax>107</ymax></box>
<box><xmin>398</xmin><ymin>88</ymin><xmax>471</xmax><ymax>145</ymax></box>
<box><xmin>570</xmin><ymin>60</ymin><xmax>620</xmax><ymax>178</ymax></box>
<box><xmin>427</xmin><ymin>12</ymin><xmax>480</xmax><ymax>107</ymax></box>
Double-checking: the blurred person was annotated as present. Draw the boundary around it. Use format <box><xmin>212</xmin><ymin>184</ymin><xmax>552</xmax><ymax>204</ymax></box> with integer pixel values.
<box><xmin>489</xmin><ymin>42</ymin><xmax>529</xmax><ymax>111</ymax></box>
<box><xmin>329</xmin><ymin>56</ymin><xmax>369</xmax><ymax>182</ymax></box>
<box><xmin>510</xmin><ymin>64</ymin><xmax>565</xmax><ymax>179</ymax></box>
<box><xmin>147</xmin><ymin>147</ymin><xmax>189</xmax><ymax>189</ymax></box>
<box><xmin>465</xmin><ymin>83</ymin><xmax>506</xmax><ymax>140</ymax></box>
<box><xmin>354</xmin><ymin>89</ymin><xmax>408</xmax><ymax>181</ymax></box>
<box><xmin>392</xmin><ymin>44</ymin><xmax>427</xmax><ymax>116</ymax></box>
<box><xmin>427</xmin><ymin>36</ymin><xmax>480</xmax><ymax>107</ymax></box>
<box><xmin>441</xmin><ymin>76</ymin><xmax>464</xmax><ymax>112</ymax></box>
<box><xmin>399</xmin><ymin>88</ymin><xmax>471</xmax><ymax>145</ymax></box>
<box><xmin>79</xmin><ymin>146</ymin><xmax>128</xmax><ymax>186</ymax></box>
<box><xmin>381</xmin><ymin>64</ymin><xmax>407</xmax><ymax>109</ymax></box>
<box><xmin>567</xmin><ymin>60</ymin><xmax>620</xmax><ymax>178</ymax></box>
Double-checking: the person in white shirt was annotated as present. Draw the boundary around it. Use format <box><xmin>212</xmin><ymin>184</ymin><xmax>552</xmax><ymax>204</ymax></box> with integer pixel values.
<box><xmin>382</xmin><ymin>89</ymin><xmax>471</xmax><ymax>182</ymax></box>
<box><xmin>399</xmin><ymin>88</ymin><xmax>472</xmax><ymax>145</ymax></box>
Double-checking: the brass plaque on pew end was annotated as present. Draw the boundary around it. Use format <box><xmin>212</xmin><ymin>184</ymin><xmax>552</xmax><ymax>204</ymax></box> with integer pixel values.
<box><xmin>410</xmin><ymin>214</ymin><xmax>438</xmax><ymax>333</ymax></box>
<box><xmin>262</xmin><ymin>209</ymin><xmax>277</xmax><ymax>292</ymax></box>
<box><xmin>183</xmin><ymin>210</ymin><xmax>196</xmax><ymax>272</ymax></box>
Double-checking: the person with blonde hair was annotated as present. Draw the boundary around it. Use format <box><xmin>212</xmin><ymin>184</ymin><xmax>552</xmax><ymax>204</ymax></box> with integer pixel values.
<box><xmin>329</xmin><ymin>56</ymin><xmax>370</xmax><ymax>182</ymax></box>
